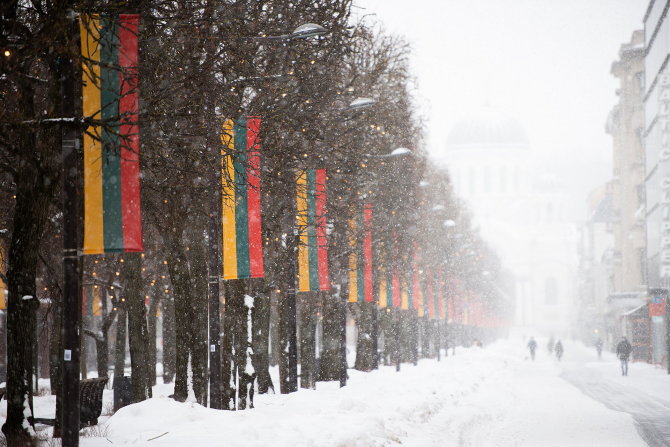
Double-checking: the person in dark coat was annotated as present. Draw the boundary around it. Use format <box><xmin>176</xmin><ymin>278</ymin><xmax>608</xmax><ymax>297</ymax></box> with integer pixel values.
<box><xmin>616</xmin><ymin>336</ymin><xmax>633</xmax><ymax>376</ymax></box>
<box><xmin>595</xmin><ymin>338</ymin><xmax>603</xmax><ymax>359</ymax></box>
<box><xmin>555</xmin><ymin>340</ymin><xmax>564</xmax><ymax>361</ymax></box>
<box><xmin>527</xmin><ymin>337</ymin><xmax>537</xmax><ymax>360</ymax></box>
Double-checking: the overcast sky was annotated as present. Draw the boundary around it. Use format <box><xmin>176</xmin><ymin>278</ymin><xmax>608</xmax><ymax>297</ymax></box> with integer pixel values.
<box><xmin>352</xmin><ymin>0</ymin><xmax>646</xmax><ymax>217</ymax></box>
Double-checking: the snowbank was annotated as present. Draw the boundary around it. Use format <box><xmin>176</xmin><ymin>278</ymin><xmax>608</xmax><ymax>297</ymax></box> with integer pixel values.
<box><xmin>75</xmin><ymin>337</ymin><xmax>645</xmax><ymax>446</ymax></box>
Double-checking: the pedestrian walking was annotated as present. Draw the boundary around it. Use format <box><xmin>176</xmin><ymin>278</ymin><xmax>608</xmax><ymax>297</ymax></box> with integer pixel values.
<box><xmin>595</xmin><ymin>338</ymin><xmax>603</xmax><ymax>359</ymax></box>
<box><xmin>555</xmin><ymin>340</ymin><xmax>563</xmax><ymax>361</ymax></box>
<box><xmin>616</xmin><ymin>336</ymin><xmax>632</xmax><ymax>376</ymax></box>
<box><xmin>547</xmin><ymin>336</ymin><xmax>555</xmax><ymax>355</ymax></box>
<box><xmin>527</xmin><ymin>337</ymin><xmax>537</xmax><ymax>361</ymax></box>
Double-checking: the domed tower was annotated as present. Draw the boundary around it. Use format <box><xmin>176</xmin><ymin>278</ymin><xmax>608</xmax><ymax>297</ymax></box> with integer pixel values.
<box><xmin>443</xmin><ymin>106</ymin><xmax>576</xmax><ymax>333</ymax></box>
<box><xmin>444</xmin><ymin>106</ymin><xmax>531</xmax><ymax>226</ymax></box>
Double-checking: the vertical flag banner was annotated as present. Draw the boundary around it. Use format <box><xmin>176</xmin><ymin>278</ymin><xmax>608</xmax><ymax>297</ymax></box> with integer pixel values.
<box><xmin>348</xmin><ymin>204</ymin><xmax>374</xmax><ymax>302</ymax></box>
<box><xmin>82</xmin><ymin>285</ymin><xmax>102</xmax><ymax>317</ymax></box>
<box><xmin>426</xmin><ymin>268</ymin><xmax>435</xmax><ymax>319</ymax></box>
<box><xmin>378</xmin><ymin>269</ymin><xmax>388</xmax><ymax>309</ymax></box>
<box><xmin>401</xmin><ymin>276</ymin><xmax>410</xmax><ymax>310</ymax></box>
<box><xmin>221</xmin><ymin>117</ymin><xmax>264</xmax><ymax>280</ymax></box>
<box><xmin>411</xmin><ymin>247</ymin><xmax>422</xmax><ymax>314</ymax></box>
<box><xmin>378</xmin><ymin>264</ymin><xmax>394</xmax><ymax>309</ymax></box>
<box><xmin>80</xmin><ymin>14</ymin><xmax>143</xmax><ymax>254</ymax></box>
<box><xmin>447</xmin><ymin>273</ymin><xmax>455</xmax><ymax>323</ymax></box>
<box><xmin>392</xmin><ymin>270</ymin><xmax>401</xmax><ymax>308</ymax></box>
<box><xmin>438</xmin><ymin>268</ymin><xmax>447</xmax><ymax>320</ymax></box>
<box><xmin>296</xmin><ymin>169</ymin><xmax>329</xmax><ymax>291</ymax></box>
<box><xmin>363</xmin><ymin>204</ymin><xmax>373</xmax><ymax>303</ymax></box>
<box><xmin>348</xmin><ymin>218</ymin><xmax>358</xmax><ymax>303</ymax></box>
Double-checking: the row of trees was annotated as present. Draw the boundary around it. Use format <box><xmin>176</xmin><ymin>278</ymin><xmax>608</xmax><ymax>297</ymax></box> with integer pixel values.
<box><xmin>0</xmin><ymin>1</ymin><xmax>511</xmax><ymax>445</ymax></box>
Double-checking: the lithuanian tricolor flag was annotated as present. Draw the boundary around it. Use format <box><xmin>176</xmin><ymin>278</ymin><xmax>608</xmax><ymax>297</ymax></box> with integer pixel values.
<box><xmin>221</xmin><ymin>117</ymin><xmax>264</xmax><ymax>280</ymax></box>
<box><xmin>378</xmin><ymin>268</ymin><xmax>390</xmax><ymax>308</ymax></box>
<box><xmin>426</xmin><ymin>268</ymin><xmax>435</xmax><ymax>319</ymax></box>
<box><xmin>82</xmin><ymin>285</ymin><xmax>102</xmax><ymax>317</ymax></box>
<box><xmin>296</xmin><ymin>169</ymin><xmax>329</xmax><ymax>291</ymax></box>
<box><xmin>80</xmin><ymin>14</ymin><xmax>143</xmax><ymax>254</ymax></box>
<box><xmin>391</xmin><ymin>270</ymin><xmax>401</xmax><ymax>308</ymax></box>
<box><xmin>438</xmin><ymin>268</ymin><xmax>447</xmax><ymax>320</ymax></box>
<box><xmin>348</xmin><ymin>204</ymin><xmax>373</xmax><ymax>303</ymax></box>
<box><xmin>412</xmin><ymin>247</ymin><xmax>423</xmax><ymax>314</ymax></box>
<box><xmin>400</xmin><ymin>276</ymin><xmax>410</xmax><ymax>310</ymax></box>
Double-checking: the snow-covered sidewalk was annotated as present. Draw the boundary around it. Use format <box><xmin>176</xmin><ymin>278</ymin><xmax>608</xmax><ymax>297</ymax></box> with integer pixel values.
<box><xmin>68</xmin><ymin>336</ymin><xmax>646</xmax><ymax>446</ymax></box>
<box><xmin>560</xmin><ymin>339</ymin><xmax>670</xmax><ymax>446</ymax></box>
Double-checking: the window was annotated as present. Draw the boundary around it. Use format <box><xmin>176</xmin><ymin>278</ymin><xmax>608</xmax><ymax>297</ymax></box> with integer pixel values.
<box><xmin>545</xmin><ymin>277</ymin><xmax>558</xmax><ymax>305</ymax></box>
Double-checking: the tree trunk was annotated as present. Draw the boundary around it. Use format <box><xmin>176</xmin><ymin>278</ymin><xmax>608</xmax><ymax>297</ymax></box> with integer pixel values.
<box><xmin>3</xmin><ymin>169</ymin><xmax>56</xmax><ymax>446</ymax></box>
<box><xmin>298</xmin><ymin>292</ymin><xmax>318</xmax><ymax>389</ymax></box>
<box><xmin>269</xmin><ymin>292</ymin><xmax>280</xmax><ymax>367</ymax></box>
<box><xmin>237</xmin><ymin>290</ymin><xmax>255</xmax><ymax>410</ymax></box>
<box><xmin>221</xmin><ymin>281</ymin><xmax>236</xmax><ymax>409</ymax></box>
<box><xmin>147</xmin><ymin>292</ymin><xmax>159</xmax><ymax>387</ymax></box>
<box><xmin>80</xmin><ymin>315</ymin><xmax>88</xmax><ymax>379</ymax></box>
<box><xmin>162</xmin><ymin>294</ymin><xmax>176</xmax><ymax>384</ymax></box>
<box><xmin>354</xmin><ymin>302</ymin><xmax>375</xmax><ymax>371</ymax></box>
<box><xmin>222</xmin><ymin>279</ymin><xmax>254</xmax><ymax>409</ymax></box>
<box><xmin>251</xmin><ymin>285</ymin><xmax>274</xmax><ymax>394</ymax></box>
<box><xmin>398</xmin><ymin>310</ymin><xmax>413</xmax><ymax>364</ymax></box>
<box><xmin>114</xmin><ymin>307</ymin><xmax>127</xmax><ymax>380</ymax></box>
<box><xmin>318</xmin><ymin>288</ymin><xmax>343</xmax><ymax>381</ymax></box>
<box><xmin>49</xmin><ymin>293</ymin><xmax>63</xmax><ymax>438</ymax></box>
<box><xmin>420</xmin><ymin>317</ymin><xmax>432</xmax><ymax>358</ymax></box>
<box><xmin>186</xmin><ymin>233</ymin><xmax>208</xmax><ymax>406</ymax></box>
<box><xmin>167</xmin><ymin>245</ymin><xmax>192</xmax><ymax>403</ymax></box>
<box><xmin>123</xmin><ymin>253</ymin><xmax>152</xmax><ymax>402</ymax></box>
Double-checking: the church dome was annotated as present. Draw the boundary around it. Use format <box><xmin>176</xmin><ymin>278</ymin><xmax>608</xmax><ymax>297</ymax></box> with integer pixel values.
<box><xmin>446</xmin><ymin>106</ymin><xmax>529</xmax><ymax>150</ymax></box>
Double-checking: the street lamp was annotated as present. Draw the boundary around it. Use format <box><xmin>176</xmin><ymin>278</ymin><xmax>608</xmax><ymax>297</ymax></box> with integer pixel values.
<box><xmin>255</xmin><ymin>23</ymin><xmax>329</xmax><ymax>41</ymax></box>
<box><xmin>343</xmin><ymin>97</ymin><xmax>377</xmax><ymax>113</ymax></box>
<box><xmin>363</xmin><ymin>146</ymin><xmax>413</xmax><ymax>372</ymax></box>
<box><xmin>211</xmin><ymin>22</ymin><xmax>330</xmax><ymax>400</ymax></box>
<box><xmin>364</xmin><ymin>147</ymin><xmax>412</xmax><ymax>159</ymax></box>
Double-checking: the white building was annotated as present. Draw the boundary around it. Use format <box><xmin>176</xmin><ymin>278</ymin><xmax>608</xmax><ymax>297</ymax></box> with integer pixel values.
<box><xmin>442</xmin><ymin>106</ymin><xmax>577</xmax><ymax>335</ymax></box>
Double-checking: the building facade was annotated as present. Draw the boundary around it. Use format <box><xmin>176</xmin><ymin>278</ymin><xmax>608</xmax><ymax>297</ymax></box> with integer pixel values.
<box><xmin>608</xmin><ymin>29</ymin><xmax>646</xmax><ymax>296</ymax></box>
<box><xmin>645</xmin><ymin>0</ymin><xmax>670</xmax><ymax>364</ymax></box>
<box><xmin>443</xmin><ymin>106</ymin><xmax>576</xmax><ymax>335</ymax></box>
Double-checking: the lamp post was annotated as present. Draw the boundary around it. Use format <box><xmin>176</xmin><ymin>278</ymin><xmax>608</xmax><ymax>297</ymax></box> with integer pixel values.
<box><xmin>336</xmin><ymin>97</ymin><xmax>378</xmax><ymax>386</ymax></box>
<box><xmin>362</xmin><ymin>147</ymin><xmax>413</xmax><ymax>371</ymax></box>
<box><xmin>267</xmin><ymin>23</ymin><xmax>329</xmax><ymax>394</ymax></box>
<box><xmin>208</xmin><ymin>22</ymin><xmax>328</xmax><ymax>400</ymax></box>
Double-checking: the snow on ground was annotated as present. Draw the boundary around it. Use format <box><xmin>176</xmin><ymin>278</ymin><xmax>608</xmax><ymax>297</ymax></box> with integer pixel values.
<box><xmin>0</xmin><ymin>336</ymin><xmax>653</xmax><ymax>446</ymax></box>
<box><xmin>55</xmin><ymin>336</ymin><xmax>647</xmax><ymax>447</ymax></box>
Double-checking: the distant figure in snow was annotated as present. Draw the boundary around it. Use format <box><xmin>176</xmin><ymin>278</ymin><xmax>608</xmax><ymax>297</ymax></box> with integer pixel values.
<box><xmin>554</xmin><ymin>340</ymin><xmax>564</xmax><ymax>361</ymax></box>
<box><xmin>547</xmin><ymin>336</ymin><xmax>555</xmax><ymax>354</ymax></box>
<box><xmin>595</xmin><ymin>338</ymin><xmax>603</xmax><ymax>359</ymax></box>
<box><xmin>527</xmin><ymin>337</ymin><xmax>538</xmax><ymax>360</ymax></box>
<box><xmin>616</xmin><ymin>336</ymin><xmax>633</xmax><ymax>376</ymax></box>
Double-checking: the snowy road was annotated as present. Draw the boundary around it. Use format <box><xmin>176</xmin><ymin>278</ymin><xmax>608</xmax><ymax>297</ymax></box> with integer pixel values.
<box><xmin>66</xmin><ymin>336</ymin><xmax>655</xmax><ymax>446</ymax></box>
<box><xmin>560</xmin><ymin>341</ymin><xmax>670</xmax><ymax>447</ymax></box>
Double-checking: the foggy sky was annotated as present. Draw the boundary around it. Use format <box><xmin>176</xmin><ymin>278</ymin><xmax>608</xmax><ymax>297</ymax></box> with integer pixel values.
<box><xmin>353</xmin><ymin>0</ymin><xmax>645</xmax><ymax>218</ymax></box>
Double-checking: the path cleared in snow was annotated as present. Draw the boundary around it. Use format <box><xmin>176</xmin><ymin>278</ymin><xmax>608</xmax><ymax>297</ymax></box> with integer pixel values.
<box><xmin>560</xmin><ymin>339</ymin><xmax>670</xmax><ymax>447</ymax></box>
<box><xmin>68</xmin><ymin>336</ymin><xmax>648</xmax><ymax>447</ymax></box>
